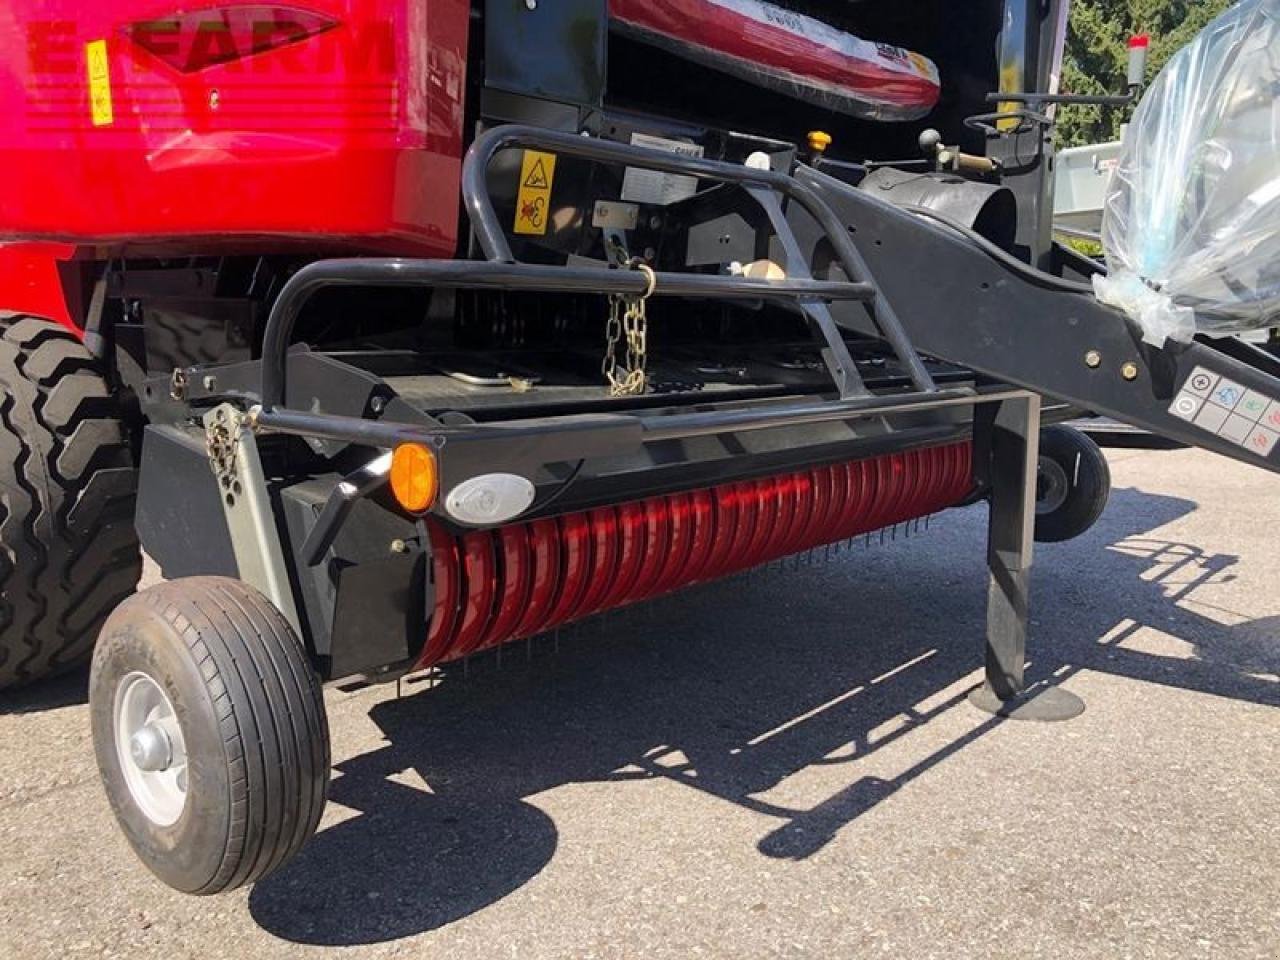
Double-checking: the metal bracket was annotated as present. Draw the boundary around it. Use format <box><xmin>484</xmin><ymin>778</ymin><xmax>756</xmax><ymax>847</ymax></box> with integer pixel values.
<box><xmin>968</xmin><ymin>392</ymin><xmax>1084</xmax><ymax>721</ymax></box>
<box><xmin>300</xmin><ymin>451</ymin><xmax>393</xmax><ymax>566</ymax></box>
<box><xmin>744</xmin><ymin>184</ymin><xmax>868</xmax><ymax>400</ymax></box>
<box><xmin>202</xmin><ymin>403</ymin><xmax>302</xmax><ymax>634</ymax></box>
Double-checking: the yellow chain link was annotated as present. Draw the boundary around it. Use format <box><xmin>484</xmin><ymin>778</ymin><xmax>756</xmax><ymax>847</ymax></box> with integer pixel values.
<box><xmin>602</xmin><ymin>264</ymin><xmax>656</xmax><ymax>397</ymax></box>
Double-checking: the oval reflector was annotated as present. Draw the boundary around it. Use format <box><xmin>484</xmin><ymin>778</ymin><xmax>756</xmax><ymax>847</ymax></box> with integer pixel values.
<box><xmin>390</xmin><ymin>443</ymin><xmax>438</xmax><ymax>514</ymax></box>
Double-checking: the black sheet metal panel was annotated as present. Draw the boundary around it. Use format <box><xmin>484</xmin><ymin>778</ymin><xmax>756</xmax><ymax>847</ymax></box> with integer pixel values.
<box><xmin>859</xmin><ymin>167</ymin><xmax>1016</xmax><ymax>252</ymax></box>
<box><xmin>280</xmin><ymin>478</ymin><xmax>427</xmax><ymax>681</ymax></box>
<box><xmin>789</xmin><ymin>164</ymin><xmax>1280</xmax><ymax>475</ymax></box>
<box><xmin>135</xmin><ymin>424</ymin><xmax>239</xmax><ymax>579</ymax></box>
<box><xmin>485</xmin><ymin>0</ymin><xmax>607</xmax><ymax>108</ymax></box>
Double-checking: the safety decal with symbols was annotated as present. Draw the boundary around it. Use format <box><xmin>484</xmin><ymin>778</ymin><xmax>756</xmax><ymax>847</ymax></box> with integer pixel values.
<box><xmin>86</xmin><ymin>39</ymin><xmax>114</xmax><ymax>127</ymax></box>
<box><xmin>514</xmin><ymin>150</ymin><xmax>556</xmax><ymax>236</ymax></box>
<box><xmin>1168</xmin><ymin>366</ymin><xmax>1280</xmax><ymax>457</ymax></box>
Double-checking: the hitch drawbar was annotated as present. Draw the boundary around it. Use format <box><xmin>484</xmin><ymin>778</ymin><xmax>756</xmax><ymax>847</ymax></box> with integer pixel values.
<box><xmin>793</xmin><ymin>165</ymin><xmax>1280</xmax><ymax>476</ymax></box>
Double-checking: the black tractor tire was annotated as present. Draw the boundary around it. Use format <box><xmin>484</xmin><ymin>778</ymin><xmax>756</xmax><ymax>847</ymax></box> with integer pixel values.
<box><xmin>90</xmin><ymin>577</ymin><xmax>330</xmax><ymax>894</ymax></box>
<box><xmin>1034</xmin><ymin>425</ymin><xmax>1111</xmax><ymax>544</ymax></box>
<box><xmin>0</xmin><ymin>314</ymin><xmax>142</xmax><ymax>691</ymax></box>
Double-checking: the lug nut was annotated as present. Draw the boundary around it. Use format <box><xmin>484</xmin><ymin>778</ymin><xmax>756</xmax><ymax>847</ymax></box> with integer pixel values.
<box><xmin>1084</xmin><ymin>350</ymin><xmax>1102</xmax><ymax>368</ymax></box>
<box><xmin>1121</xmin><ymin>361</ymin><xmax>1140</xmax><ymax>381</ymax></box>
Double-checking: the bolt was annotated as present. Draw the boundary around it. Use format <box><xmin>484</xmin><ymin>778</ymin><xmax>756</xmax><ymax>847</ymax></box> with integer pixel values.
<box><xmin>202</xmin><ymin>374</ymin><xmax>217</xmax><ymax>391</ymax></box>
<box><xmin>524</xmin><ymin>0</ymin><xmax>536</xmax><ymax>8</ymax></box>
<box><xmin>209</xmin><ymin>88</ymin><xmax>220</xmax><ymax>110</ymax></box>
<box><xmin>390</xmin><ymin>539</ymin><xmax>409</xmax><ymax>554</ymax></box>
<box><xmin>1121</xmin><ymin>361</ymin><xmax>1140</xmax><ymax>381</ymax></box>
<box><xmin>370</xmin><ymin>395</ymin><xmax>387</xmax><ymax>414</ymax></box>
<box><xmin>1084</xmin><ymin>350</ymin><xmax>1102</xmax><ymax>368</ymax></box>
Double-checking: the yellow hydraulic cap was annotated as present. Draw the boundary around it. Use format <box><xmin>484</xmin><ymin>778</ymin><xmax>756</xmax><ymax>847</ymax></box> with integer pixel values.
<box><xmin>807</xmin><ymin>130</ymin><xmax>833</xmax><ymax>155</ymax></box>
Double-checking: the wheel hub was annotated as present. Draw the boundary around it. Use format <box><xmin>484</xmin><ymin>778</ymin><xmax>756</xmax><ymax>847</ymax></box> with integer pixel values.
<box><xmin>129</xmin><ymin>723</ymin><xmax>172</xmax><ymax>773</ymax></box>
<box><xmin>1036</xmin><ymin>455</ymin><xmax>1070</xmax><ymax>516</ymax></box>
<box><xmin>113</xmin><ymin>672</ymin><xmax>188</xmax><ymax>827</ymax></box>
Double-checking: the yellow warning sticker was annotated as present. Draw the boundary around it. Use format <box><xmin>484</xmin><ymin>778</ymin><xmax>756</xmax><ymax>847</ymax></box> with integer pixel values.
<box><xmin>86</xmin><ymin>40</ymin><xmax>114</xmax><ymax>127</ymax></box>
<box><xmin>514</xmin><ymin>150</ymin><xmax>556</xmax><ymax>236</ymax></box>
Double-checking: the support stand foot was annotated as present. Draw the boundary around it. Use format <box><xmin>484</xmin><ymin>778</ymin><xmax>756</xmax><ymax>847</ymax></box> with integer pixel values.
<box><xmin>968</xmin><ymin>682</ymin><xmax>1085</xmax><ymax>722</ymax></box>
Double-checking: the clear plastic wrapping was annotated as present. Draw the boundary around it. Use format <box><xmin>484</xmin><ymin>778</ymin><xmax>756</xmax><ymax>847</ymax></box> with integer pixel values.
<box><xmin>1093</xmin><ymin>0</ymin><xmax>1280</xmax><ymax>345</ymax></box>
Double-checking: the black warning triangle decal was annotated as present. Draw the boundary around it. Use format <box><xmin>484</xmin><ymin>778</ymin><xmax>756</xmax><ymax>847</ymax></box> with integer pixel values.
<box><xmin>523</xmin><ymin>158</ymin><xmax>550</xmax><ymax>190</ymax></box>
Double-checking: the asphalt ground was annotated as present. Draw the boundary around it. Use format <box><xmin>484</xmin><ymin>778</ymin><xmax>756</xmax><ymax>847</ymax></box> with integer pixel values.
<box><xmin>1</xmin><ymin>445</ymin><xmax>1277</xmax><ymax>959</ymax></box>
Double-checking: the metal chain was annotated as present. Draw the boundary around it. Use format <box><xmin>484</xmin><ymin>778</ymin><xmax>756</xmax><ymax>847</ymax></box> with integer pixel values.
<box><xmin>205</xmin><ymin>407</ymin><xmax>244</xmax><ymax>484</ymax></box>
<box><xmin>602</xmin><ymin>263</ymin><xmax>656</xmax><ymax>397</ymax></box>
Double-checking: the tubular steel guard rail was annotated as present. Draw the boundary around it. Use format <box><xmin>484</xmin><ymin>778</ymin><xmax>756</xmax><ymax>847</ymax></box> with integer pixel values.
<box><xmin>259</xmin><ymin>261</ymin><xmax>875</xmax><ymax>411</ymax></box>
<box><xmin>461</xmin><ymin>125</ymin><xmax>937</xmax><ymax>394</ymax></box>
<box><xmin>260</xmin><ymin>123</ymin><xmax>941</xmax><ymax>411</ymax></box>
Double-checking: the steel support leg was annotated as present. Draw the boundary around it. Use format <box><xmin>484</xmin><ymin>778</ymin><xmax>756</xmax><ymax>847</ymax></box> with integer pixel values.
<box><xmin>968</xmin><ymin>392</ymin><xmax>1084</xmax><ymax>721</ymax></box>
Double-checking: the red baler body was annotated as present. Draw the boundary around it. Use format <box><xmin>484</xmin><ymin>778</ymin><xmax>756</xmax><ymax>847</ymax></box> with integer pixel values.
<box><xmin>0</xmin><ymin>0</ymin><xmax>469</xmax><ymax>256</ymax></box>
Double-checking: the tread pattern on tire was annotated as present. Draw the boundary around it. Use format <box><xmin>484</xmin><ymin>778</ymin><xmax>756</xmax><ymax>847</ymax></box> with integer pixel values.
<box><xmin>0</xmin><ymin>314</ymin><xmax>142</xmax><ymax>689</ymax></box>
<box><xmin>132</xmin><ymin>577</ymin><xmax>330</xmax><ymax>894</ymax></box>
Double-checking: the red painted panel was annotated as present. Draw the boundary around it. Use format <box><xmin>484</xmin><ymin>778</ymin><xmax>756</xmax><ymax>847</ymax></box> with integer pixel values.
<box><xmin>0</xmin><ymin>243</ymin><xmax>77</xmax><ymax>330</ymax></box>
<box><xmin>0</xmin><ymin>0</ymin><xmax>469</xmax><ymax>256</ymax></box>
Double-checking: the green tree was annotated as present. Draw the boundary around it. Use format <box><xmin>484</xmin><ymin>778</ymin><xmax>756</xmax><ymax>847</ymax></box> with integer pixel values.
<box><xmin>1056</xmin><ymin>0</ymin><xmax>1235</xmax><ymax>147</ymax></box>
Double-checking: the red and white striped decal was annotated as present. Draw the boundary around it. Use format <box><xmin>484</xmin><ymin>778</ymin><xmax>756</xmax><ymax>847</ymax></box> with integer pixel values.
<box><xmin>609</xmin><ymin>0</ymin><xmax>940</xmax><ymax>120</ymax></box>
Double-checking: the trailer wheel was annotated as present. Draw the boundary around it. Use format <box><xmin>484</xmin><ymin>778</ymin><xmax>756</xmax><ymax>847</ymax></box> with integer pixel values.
<box><xmin>90</xmin><ymin>577</ymin><xmax>330</xmax><ymax>894</ymax></box>
<box><xmin>0</xmin><ymin>315</ymin><xmax>142</xmax><ymax>690</ymax></box>
<box><xmin>1034</xmin><ymin>425</ymin><xmax>1111</xmax><ymax>543</ymax></box>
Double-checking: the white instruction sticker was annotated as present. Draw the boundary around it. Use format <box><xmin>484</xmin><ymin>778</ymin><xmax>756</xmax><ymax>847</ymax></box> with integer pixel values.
<box><xmin>621</xmin><ymin>133</ymin><xmax>705</xmax><ymax>206</ymax></box>
<box><xmin>1169</xmin><ymin>365</ymin><xmax>1280</xmax><ymax>458</ymax></box>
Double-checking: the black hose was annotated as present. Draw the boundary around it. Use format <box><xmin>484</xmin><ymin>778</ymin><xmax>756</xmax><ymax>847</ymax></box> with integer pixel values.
<box><xmin>530</xmin><ymin>459</ymin><xmax>586</xmax><ymax>514</ymax></box>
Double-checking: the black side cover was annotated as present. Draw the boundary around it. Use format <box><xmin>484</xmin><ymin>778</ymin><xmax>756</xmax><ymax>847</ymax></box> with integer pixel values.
<box><xmin>280</xmin><ymin>478</ymin><xmax>427</xmax><ymax>682</ymax></box>
<box><xmin>135</xmin><ymin>424</ymin><xmax>238</xmax><ymax>580</ymax></box>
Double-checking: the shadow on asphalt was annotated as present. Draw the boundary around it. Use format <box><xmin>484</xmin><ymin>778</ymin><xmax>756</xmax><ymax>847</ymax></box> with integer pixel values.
<box><xmin>243</xmin><ymin>487</ymin><xmax>1278</xmax><ymax>946</ymax></box>
<box><xmin>0</xmin><ymin>664</ymin><xmax>88</xmax><ymax>716</ymax></box>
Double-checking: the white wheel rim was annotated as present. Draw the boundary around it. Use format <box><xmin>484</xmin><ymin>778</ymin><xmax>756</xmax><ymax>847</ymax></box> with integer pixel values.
<box><xmin>1036</xmin><ymin>455</ymin><xmax>1071</xmax><ymax>516</ymax></box>
<box><xmin>113</xmin><ymin>672</ymin><xmax>188</xmax><ymax>827</ymax></box>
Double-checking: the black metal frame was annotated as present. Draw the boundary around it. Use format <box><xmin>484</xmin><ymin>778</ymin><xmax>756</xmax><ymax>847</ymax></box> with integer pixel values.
<box><xmin>256</xmin><ymin>125</ymin><xmax>946</xmax><ymax>416</ymax></box>
<box><xmin>168</xmin><ymin>122</ymin><xmax>1280</xmax><ymax>714</ymax></box>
